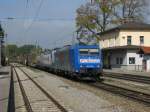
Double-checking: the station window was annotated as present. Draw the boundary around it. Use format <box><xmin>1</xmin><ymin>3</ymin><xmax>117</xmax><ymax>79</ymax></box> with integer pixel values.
<box><xmin>140</xmin><ymin>36</ymin><xmax>144</xmax><ymax>44</ymax></box>
<box><xmin>116</xmin><ymin>57</ymin><xmax>123</xmax><ymax>65</ymax></box>
<box><xmin>127</xmin><ymin>36</ymin><xmax>132</xmax><ymax>45</ymax></box>
<box><xmin>116</xmin><ymin>58</ymin><xmax>119</xmax><ymax>64</ymax></box>
<box><xmin>129</xmin><ymin>57</ymin><xmax>135</xmax><ymax>64</ymax></box>
<box><xmin>120</xmin><ymin>58</ymin><xmax>123</xmax><ymax>64</ymax></box>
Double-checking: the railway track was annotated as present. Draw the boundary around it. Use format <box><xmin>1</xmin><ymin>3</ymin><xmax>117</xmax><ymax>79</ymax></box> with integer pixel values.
<box><xmin>88</xmin><ymin>82</ymin><xmax>150</xmax><ymax>105</ymax></box>
<box><xmin>29</xmin><ymin>66</ymin><xmax>150</xmax><ymax>105</ymax></box>
<box><xmin>34</xmin><ymin>66</ymin><xmax>150</xmax><ymax>105</ymax></box>
<box><xmin>15</xmin><ymin>65</ymin><xmax>150</xmax><ymax>106</ymax></box>
<box><xmin>12</xmin><ymin>65</ymin><xmax>70</xmax><ymax>112</ymax></box>
<box><xmin>102</xmin><ymin>72</ymin><xmax>150</xmax><ymax>84</ymax></box>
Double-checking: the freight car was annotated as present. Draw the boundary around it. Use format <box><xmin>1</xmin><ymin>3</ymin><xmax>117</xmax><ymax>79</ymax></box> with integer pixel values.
<box><xmin>36</xmin><ymin>53</ymin><xmax>52</xmax><ymax>69</ymax></box>
<box><xmin>36</xmin><ymin>44</ymin><xmax>103</xmax><ymax>80</ymax></box>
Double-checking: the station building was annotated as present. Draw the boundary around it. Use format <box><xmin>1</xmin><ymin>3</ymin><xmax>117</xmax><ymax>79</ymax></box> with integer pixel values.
<box><xmin>99</xmin><ymin>22</ymin><xmax>150</xmax><ymax>72</ymax></box>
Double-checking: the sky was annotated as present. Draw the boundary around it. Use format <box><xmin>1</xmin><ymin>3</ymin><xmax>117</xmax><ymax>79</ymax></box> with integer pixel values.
<box><xmin>0</xmin><ymin>0</ymin><xmax>88</xmax><ymax>48</ymax></box>
<box><xmin>0</xmin><ymin>0</ymin><xmax>150</xmax><ymax>49</ymax></box>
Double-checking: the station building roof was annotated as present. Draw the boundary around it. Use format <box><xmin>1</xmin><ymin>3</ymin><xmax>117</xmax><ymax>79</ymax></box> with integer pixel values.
<box><xmin>102</xmin><ymin>45</ymin><xmax>140</xmax><ymax>51</ymax></box>
<box><xmin>102</xmin><ymin>45</ymin><xmax>150</xmax><ymax>55</ymax></box>
<box><xmin>139</xmin><ymin>47</ymin><xmax>150</xmax><ymax>54</ymax></box>
<box><xmin>99</xmin><ymin>22</ymin><xmax>150</xmax><ymax>36</ymax></box>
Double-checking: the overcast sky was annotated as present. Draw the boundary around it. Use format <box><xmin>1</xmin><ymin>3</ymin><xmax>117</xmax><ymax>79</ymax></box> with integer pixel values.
<box><xmin>0</xmin><ymin>0</ymin><xmax>150</xmax><ymax>49</ymax></box>
<box><xmin>0</xmin><ymin>0</ymin><xmax>88</xmax><ymax>48</ymax></box>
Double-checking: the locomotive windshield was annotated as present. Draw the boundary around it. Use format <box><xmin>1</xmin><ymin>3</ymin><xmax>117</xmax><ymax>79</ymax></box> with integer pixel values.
<box><xmin>79</xmin><ymin>49</ymin><xmax>99</xmax><ymax>55</ymax></box>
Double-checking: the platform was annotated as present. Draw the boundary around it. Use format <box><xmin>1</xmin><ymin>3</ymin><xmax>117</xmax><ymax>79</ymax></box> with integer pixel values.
<box><xmin>0</xmin><ymin>66</ymin><xmax>11</xmax><ymax>112</ymax></box>
<box><xmin>103</xmin><ymin>69</ymin><xmax>150</xmax><ymax>77</ymax></box>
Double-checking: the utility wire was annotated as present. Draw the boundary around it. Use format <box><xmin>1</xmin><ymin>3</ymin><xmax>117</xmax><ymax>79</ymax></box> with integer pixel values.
<box><xmin>25</xmin><ymin>0</ymin><xmax>44</xmax><ymax>33</ymax></box>
<box><xmin>0</xmin><ymin>17</ymin><xmax>75</xmax><ymax>21</ymax></box>
<box><xmin>23</xmin><ymin>0</ymin><xmax>30</xmax><ymax>25</ymax></box>
<box><xmin>20</xmin><ymin>0</ymin><xmax>30</xmax><ymax>45</ymax></box>
<box><xmin>23</xmin><ymin>0</ymin><xmax>44</xmax><ymax>45</ymax></box>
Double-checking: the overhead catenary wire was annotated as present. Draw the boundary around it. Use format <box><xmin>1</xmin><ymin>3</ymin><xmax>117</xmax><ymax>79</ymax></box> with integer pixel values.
<box><xmin>0</xmin><ymin>17</ymin><xmax>75</xmax><ymax>21</ymax></box>
<box><xmin>23</xmin><ymin>0</ymin><xmax>44</xmax><ymax>45</ymax></box>
<box><xmin>23</xmin><ymin>0</ymin><xmax>30</xmax><ymax>26</ymax></box>
<box><xmin>24</xmin><ymin>0</ymin><xmax>44</xmax><ymax>33</ymax></box>
<box><xmin>1</xmin><ymin>0</ymin><xmax>77</xmax><ymax>48</ymax></box>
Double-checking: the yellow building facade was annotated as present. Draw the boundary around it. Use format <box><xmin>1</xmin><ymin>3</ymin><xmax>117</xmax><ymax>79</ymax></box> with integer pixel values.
<box><xmin>99</xmin><ymin>30</ymin><xmax>150</xmax><ymax>48</ymax></box>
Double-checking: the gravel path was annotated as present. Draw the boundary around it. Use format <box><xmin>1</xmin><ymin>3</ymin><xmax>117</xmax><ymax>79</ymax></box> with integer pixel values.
<box><xmin>23</xmin><ymin>67</ymin><xmax>150</xmax><ymax>112</ymax></box>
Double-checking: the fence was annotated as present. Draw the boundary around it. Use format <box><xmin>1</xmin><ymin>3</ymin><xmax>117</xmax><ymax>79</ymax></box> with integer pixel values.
<box><xmin>103</xmin><ymin>64</ymin><xmax>145</xmax><ymax>72</ymax></box>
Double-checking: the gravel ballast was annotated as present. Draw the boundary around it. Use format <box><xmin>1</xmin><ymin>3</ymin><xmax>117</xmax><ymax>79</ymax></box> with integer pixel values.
<box><xmin>23</xmin><ymin>67</ymin><xmax>150</xmax><ymax>112</ymax></box>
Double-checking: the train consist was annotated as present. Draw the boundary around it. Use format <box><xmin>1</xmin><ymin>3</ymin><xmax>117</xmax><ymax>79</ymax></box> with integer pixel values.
<box><xmin>35</xmin><ymin>44</ymin><xmax>103</xmax><ymax>80</ymax></box>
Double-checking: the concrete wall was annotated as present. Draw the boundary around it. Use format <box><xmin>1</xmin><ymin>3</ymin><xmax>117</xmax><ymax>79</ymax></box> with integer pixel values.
<box><xmin>110</xmin><ymin>51</ymin><xmax>126</xmax><ymax>65</ymax></box>
<box><xmin>126</xmin><ymin>50</ymin><xmax>143</xmax><ymax>66</ymax></box>
<box><xmin>126</xmin><ymin>50</ymin><xmax>143</xmax><ymax>71</ymax></box>
<box><xmin>110</xmin><ymin>50</ymin><xmax>126</xmax><ymax>70</ymax></box>
<box><xmin>147</xmin><ymin>60</ymin><xmax>150</xmax><ymax>72</ymax></box>
<box><xmin>144</xmin><ymin>55</ymin><xmax>150</xmax><ymax>72</ymax></box>
<box><xmin>109</xmin><ymin>50</ymin><xmax>143</xmax><ymax>71</ymax></box>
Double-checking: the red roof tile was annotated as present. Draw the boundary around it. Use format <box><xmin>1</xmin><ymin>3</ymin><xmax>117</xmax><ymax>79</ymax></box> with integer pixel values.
<box><xmin>141</xmin><ymin>47</ymin><xmax>150</xmax><ymax>54</ymax></box>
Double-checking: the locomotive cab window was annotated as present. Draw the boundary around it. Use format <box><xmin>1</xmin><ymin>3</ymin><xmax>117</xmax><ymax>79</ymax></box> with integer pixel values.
<box><xmin>79</xmin><ymin>49</ymin><xmax>99</xmax><ymax>55</ymax></box>
<box><xmin>79</xmin><ymin>49</ymin><xmax>88</xmax><ymax>55</ymax></box>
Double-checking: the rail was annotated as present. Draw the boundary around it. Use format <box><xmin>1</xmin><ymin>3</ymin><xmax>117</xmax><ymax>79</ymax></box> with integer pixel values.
<box><xmin>13</xmin><ymin>66</ymin><xmax>33</xmax><ymax>112</ymax></box>
<box><xmin>102</xmin><ymin>72</ymin><xmax>150</xmax><ymax>84</ymax></box>
<box><xmin>88</xmin><ymin>82</ymin><xmax>150</xmax><ymax>105</ymax></box>
<box><xmin>25</xmin><ymin>66</ymin><xmax>150</xmax><ymax>105</ymax></box>
<box><xmin>15</xmin><ymin>66</ymin><xmax>68</xmax><ymax>112</ymax></box>
<box><xmin>7</xmin><ymin>66</ymin><xmax>15</xmax><ymax>112</ymax></box>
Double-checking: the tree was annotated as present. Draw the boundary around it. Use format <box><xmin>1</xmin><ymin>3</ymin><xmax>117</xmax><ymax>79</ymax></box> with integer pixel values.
<box><xmin>0</xmin><ymin>23</ymin><xmax>4</xmax><ymax>38</ymax></box>
<box><xmin>5</xmin><ymin>45</ymin><xmax>18</xmax><ymax>60</ymax></box>
<box><xmin>113</xmin><ymin>0</ymin><xmax>148</xmax><ymax>24</ymax></box>
<box><xmin>76</xmin><ymin>3</ymin><xmax>97</xmax><ymax>44</ymax></box>
<box><xmin>76</xmin><ymin>0</ymin><xmax>148</xmax><ymax>43</ymax></box>
<box><xmin>18</xmin><ymin>45</ymin><xmax>36</xmax><ymax>55</ymax></box>
<box><xmin>76</xmin><ymin>0</ymin><xmax>118</xmax><ymax>43</ymax></box>
<box><xmin>5</xmin><ymin>44</ymin><xmax>42</xmax><ymax>63</ymax></box>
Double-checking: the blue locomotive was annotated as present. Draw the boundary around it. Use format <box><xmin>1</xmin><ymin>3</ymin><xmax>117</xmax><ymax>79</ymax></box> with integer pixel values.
<box><xmin>36</xmin><ymin>44</ymin><xmax>103</xmax><ymax>79</ymax></box>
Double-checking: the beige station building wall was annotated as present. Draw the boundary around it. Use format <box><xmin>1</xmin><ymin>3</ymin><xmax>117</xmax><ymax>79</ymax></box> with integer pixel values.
<box><xmin>99</xmin><ymin>30</ymin><xmax>150</xmax><ymax>48</ymax></box>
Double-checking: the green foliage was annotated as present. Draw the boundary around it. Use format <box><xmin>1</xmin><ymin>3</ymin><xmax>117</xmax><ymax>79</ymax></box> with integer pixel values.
<box><xmin>0</xmin><ymin>24</ymin><xmax>4</xmax><ymax>38</ymax></box>
<box><xmin>18</xmin><ymin>45</ymin><xmax>35</xmax><ymax>55</ymax></box>
<box><xmin>6</xmin><ymin>45</ymin><xmax>18</xmax><ymax>58</ymax></box>
<box><xmin>0</xmin><ymin>32</ymin><xmax>4</xmax><ymax>38</ymax></box>
<box><xmin>5</xmin><ymin>44</ymin><xmax>42</xmax><ymax>62</ymax></box>
<box><xmin>76</xmin><ymin>0</ymin><xmax>148</xmax><ymax>44</ymax></box>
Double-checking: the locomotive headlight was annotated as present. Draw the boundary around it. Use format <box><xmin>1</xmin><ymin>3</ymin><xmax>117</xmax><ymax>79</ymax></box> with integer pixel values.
<box><xmin>76</xmin><ymin>70</ymin><xmax>78</xmax><ymax>72</ymax></box>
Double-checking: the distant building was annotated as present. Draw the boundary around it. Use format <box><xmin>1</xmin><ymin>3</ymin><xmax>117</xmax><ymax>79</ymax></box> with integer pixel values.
<box><xmin>99</xmin><ymin>22</ymin><xmax>150</xmax><ymax>72</ymax></box>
